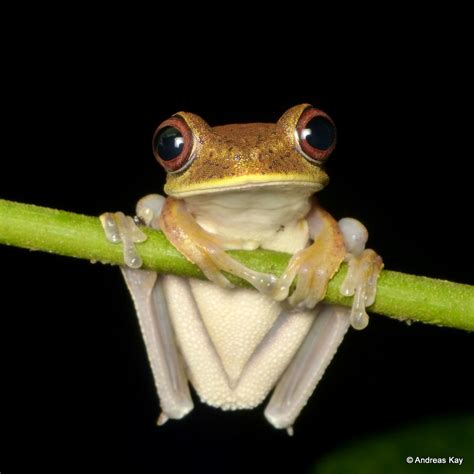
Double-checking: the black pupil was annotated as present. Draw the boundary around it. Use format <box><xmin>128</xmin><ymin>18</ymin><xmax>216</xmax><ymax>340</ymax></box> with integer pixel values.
<box><xmin>155</xmin><ymin>126</ymin><xmax>184</xmax><ymax>161</ymax></box>
<box><xmin>302</xmin><ymin>116</ymin><xmax>335</xmax><ymax>150</ymax></box>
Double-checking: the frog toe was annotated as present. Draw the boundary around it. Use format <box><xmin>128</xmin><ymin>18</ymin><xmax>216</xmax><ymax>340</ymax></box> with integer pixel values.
<box><xmin>288</xmin><ymin>263</ymin><xmax>328</xmax><ymax>310</ymax></box>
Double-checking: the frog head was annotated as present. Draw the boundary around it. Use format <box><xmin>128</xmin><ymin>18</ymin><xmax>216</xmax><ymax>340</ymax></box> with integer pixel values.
<box><xmin>152</xmin><ymin>104</ymin><xmax>336</xmax><ymax>198</ymax></box>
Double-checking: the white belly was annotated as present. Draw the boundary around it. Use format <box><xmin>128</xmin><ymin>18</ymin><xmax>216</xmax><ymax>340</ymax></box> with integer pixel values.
<box><xmin>163</xmin><ymin>276</ymin><xmax>316</xmax><ymax>409</ymax></box>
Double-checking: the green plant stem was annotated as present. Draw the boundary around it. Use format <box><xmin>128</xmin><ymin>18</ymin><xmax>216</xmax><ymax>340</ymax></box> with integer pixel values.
<box><xmin>1</xmin><ymin>199</ymin><xmax>473</xmax><ymax>331</ymax></box>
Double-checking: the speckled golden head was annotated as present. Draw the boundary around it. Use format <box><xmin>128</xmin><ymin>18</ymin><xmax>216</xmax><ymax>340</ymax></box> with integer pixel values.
<box><xmin>152</xmin><ymin>104</ymin><xmax>336</xmax><ymax>198</ymax></box>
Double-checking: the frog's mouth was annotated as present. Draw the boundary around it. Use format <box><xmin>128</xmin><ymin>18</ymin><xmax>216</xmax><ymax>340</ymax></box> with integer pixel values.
<box><xmin>166</xmin><ymin>174</ymin><xmax>328</xmax><ymax>198</ymax></box>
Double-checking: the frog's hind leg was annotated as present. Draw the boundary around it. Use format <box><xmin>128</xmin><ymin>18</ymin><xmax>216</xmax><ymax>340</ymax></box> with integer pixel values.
<box><xmin>264</xmin><ymin>305</ymin><xmax>350</xmax><ymax>433</ymax></box>
<box><xmin>101</xmin><ymin>194</ymin><xmax>193</xmax><ymax>423</ymax></box>
<box><xmin>121</xmin><ymin>267</ymin><xmax>194</xmax><ymax>424</ymax></box>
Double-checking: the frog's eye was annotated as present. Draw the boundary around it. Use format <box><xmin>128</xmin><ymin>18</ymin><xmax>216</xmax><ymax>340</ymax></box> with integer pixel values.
<box><xmin>152</xmin><ymin>116</ymin><xmax>194</xmax><ymax>172</ymax></box>
<box><xmin>296</xmin><ymin>107</ymin><xmax>336</xmax><ymax>163</ymax></box>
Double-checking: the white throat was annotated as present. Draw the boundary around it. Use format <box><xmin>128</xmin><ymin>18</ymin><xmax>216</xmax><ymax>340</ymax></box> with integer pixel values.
<box><xmin>184</xmin><ymin>186</ymin><xmax>313</xmax><ymax>250</ymax></box>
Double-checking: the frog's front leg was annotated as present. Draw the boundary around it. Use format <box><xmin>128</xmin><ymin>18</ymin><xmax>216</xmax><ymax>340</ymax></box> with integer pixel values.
<box><xmin>159</xmin><ymin>197</ymin><xmax>277</xmax><ymax>293</ymax></box>
<box><xmin>270</xmin><ymin>203</ymin><xmax>346</xmax><ymax>308</ymax></box>
<box><xmin>100</xmin><ymin>195</ymin><xmax>193</xmax><ymax>423</ymax></box>
<box><xmin>270</xmin><ymin>201</ymin><xmax>383</xmax><ymax>326</ymax></box>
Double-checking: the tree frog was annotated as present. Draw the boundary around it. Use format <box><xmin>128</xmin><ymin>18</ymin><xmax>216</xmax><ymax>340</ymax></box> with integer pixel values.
<box><xmin>100</xmin><ymin>104</ymin><xmax>383</xmax><ymax>434</ymax></box>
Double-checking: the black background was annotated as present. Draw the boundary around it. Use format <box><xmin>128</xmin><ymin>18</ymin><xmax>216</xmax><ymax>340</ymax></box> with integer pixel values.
<box><xmin>1</xmin><ymin>30</ymin><xmax>473</xmax><ymax>474</ymax></box>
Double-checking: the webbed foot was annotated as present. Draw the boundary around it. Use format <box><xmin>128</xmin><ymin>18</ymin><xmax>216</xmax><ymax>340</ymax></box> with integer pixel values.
<box><xmin>338</xmin><ymin>218</ymin><xmax>384</xmax><ymax>329</ymax></box>
<box><xmin>100</xmin><ymin>194</ymin><xmax>165</xmax><ymax>268</ymax></box>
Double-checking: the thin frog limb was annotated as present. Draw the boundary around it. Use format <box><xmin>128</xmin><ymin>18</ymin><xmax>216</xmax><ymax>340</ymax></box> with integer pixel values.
<box><xmin>338</xmin><ymin>218</ymin><xmax>384</xmax><ymax>330</ymax></box>
<box><xmin>101</xmin><ymin>194</ymin><xmax>193</xmax><ymax>423</ymax></box>
<box><xmin>121</xmin><ymin>268</ymin><xmax>194</xmax><ymax>422</ymax></box>
<box><xmin>264</xmin><ymin>304</ymin><xmax>351</xmax><ymax>433</ymax></box>
<box><xmin>159</xmin><ymin>197</ymin><xmax>276</xmax><ymax>293</ymax></box>
<box><xmin>270</xmin><ymin>202</ymin><xmax>346</xmax><ymax>309</ymax></box>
